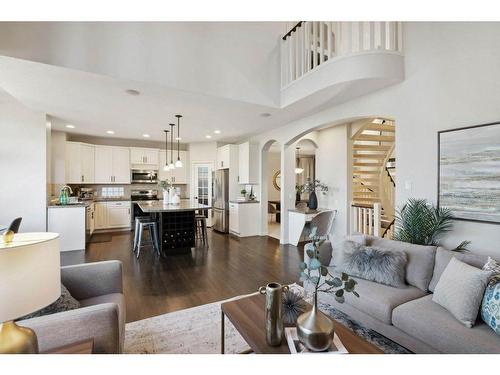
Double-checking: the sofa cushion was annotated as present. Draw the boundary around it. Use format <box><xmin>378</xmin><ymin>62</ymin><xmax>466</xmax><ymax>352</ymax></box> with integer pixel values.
<box><xmin>428</xmin><ymin>247</ymin><xmax>488</xmax><ymax>292</ymax></box>
<box><xmin>366</xmin><ymin>236</ymin><xmax>436</xmax><ymax>291</ymax></box>
<box><xmin>481</xmin><ymin>281</ymin><xmax>500</xmax><ymax>335</ymax></box>
<box><xmin>18</xmin><ymin>284</ymin><xmax>80</xmax><ymax>321</ymax></box>
<box><xmin>432</xmin><ymin>258</ymin><xmax>491</xmax><ymax>327</ymax></box>
<box><xmin>339</xmin><ymin>245</ymin><xmax>407</xmax><ymax>288</ymax></box>
<box><xmin>330</xmin><ymin>235</ymin><xmax>367</xmax><ymax>267</ymax></box>
<box><xmin>392</xmin><ymin>294</ymin><xmax>500</xmax><ymax>353</ymax></box>
<box><xmin>327</xmin><ymin>268</ymin><xmax>426</xmax><ymax>324</ymax></box>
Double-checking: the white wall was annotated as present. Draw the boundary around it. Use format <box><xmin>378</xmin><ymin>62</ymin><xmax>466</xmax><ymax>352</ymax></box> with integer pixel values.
<box><xmin>251</xmin><ymin>22</ymin><xmax>500</xmax><ymax>257</ymax></box>
<box><xmin>50</xmin><ymin>130</ymin><xmax>66</xmax><ymax>196</ymax></box>
<box><xmin>267</xmin><ymin>152</ymin><xmax>281</xmax><ymax>201</ymax></box>
<box><xmin>0</xmin><ymin>90</ymin><xmax>47</xmax><ymax>231</ymax></box>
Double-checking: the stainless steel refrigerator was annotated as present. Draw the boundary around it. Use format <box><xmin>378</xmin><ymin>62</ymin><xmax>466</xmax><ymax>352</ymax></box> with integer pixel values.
<box><xmin>213</xmin><ymin>169</ymin><xmax>229</xmax><ymax>233</ymax></box>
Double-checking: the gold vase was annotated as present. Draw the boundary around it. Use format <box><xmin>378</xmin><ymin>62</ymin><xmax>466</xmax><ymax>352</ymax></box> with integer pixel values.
<box><xmin>296</xmin><ymin>292</ymin><xmax>334</xmax><ymax>351</ymax></box>
<box><xmin>0</xmin><ymin>321</ymin><xmax>39</xmax><ymax>354</ymax></box>
<box><xmin>259</xmin><ymin>283</ymin><xmax>289</xmax><ymax>346</ymax></box>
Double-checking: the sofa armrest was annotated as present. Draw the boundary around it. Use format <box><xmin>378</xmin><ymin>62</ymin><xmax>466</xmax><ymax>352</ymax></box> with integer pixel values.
<box><xmin>18</xmin><ymin>303</ymin><xmax>121</xmax><ymax>353</ymax></box>
<box><xmin>61</xmin><ymin>260</ymin><xmax>123</xmax><ymax>300</ymax></box>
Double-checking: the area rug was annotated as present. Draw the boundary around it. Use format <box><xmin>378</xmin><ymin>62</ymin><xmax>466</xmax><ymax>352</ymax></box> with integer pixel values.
<box><xmin>124</xmin><ymin>284</ymin><xmax>411</xmax><ymax>354</ymax></box>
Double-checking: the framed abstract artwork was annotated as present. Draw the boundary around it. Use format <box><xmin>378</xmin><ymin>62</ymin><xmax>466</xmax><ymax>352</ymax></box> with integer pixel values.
<box><xmin>438</xmin><ymin>122</ymin><xmax>500</xmax><ymax>224</ymax></box>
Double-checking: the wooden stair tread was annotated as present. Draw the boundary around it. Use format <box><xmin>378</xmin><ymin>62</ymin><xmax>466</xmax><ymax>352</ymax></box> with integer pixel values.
<box><xmin>353</xmin><ymin>144</ymin><xmax>392</xmax><ymax>151</ymax></box>
<box><xmin>356</xmin><ymin>135</ymin><xmax>395</xmax><ymax>142</ymax></box>
<box><xmin>366</xmin><ymin>124</ymin><xmax>396</xmax><ymax>132</ymax></box>
<box><xmin>353</xmin><ymin>154</ymin><xmax>387</xmax><ymax>159</ymax></box>
<box><xmin>353</xmin><ymin>163</ymin><xmax>384</xmax><ymax>167</ymax></box>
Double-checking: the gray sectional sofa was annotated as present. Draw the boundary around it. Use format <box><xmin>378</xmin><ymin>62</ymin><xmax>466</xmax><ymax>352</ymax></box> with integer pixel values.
<box><xmin>305</xmin><ymin>235</ymin><xmax>500</xmax><ymax>353</ymax></box>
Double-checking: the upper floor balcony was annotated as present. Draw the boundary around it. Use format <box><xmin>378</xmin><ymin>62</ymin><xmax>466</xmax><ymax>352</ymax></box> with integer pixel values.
<box><xmin>280</xmin><ymin>21</ymin><xmax>404</xmax><ymax>107</ymax></box>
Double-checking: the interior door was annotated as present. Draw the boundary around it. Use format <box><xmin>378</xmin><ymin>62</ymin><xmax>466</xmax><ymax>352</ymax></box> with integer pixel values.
<box><xmin>192</xmin><ymin>162</ymin><xmax>214</xmax><ymax>226</ymax></box>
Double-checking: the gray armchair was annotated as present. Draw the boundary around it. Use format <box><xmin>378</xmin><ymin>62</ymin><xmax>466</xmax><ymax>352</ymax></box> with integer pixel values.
<box><xmin>18</xmin><ymin>260</ymin><xmax>125</xmax><ymax>354</ymax></box>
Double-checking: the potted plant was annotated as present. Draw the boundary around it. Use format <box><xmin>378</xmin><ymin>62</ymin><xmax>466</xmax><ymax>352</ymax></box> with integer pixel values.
<box><xmin>295</xmin><ymin>184</ymin><xmax>301</xmax><ymax>203</ymax></box>
<box><xmin>240</xmin><ymin>189</ymin><xmax>247</xmax><ymax>198</ymax></box>
<box><xmin>158</xmin><ymin>179</ymin><xmax>171</xmax><ymax>203</ymax></box>
<box><xmin>297</xmin><ymin>226</ymin><xmax>358</xmax><ymax>351</ymax></box>
<box><xmin>299</xmin><ymin>178</ymin><xmax>329</xmax><ymax>210</ymax></box>
<box><xmin>394</xmin><ymin>198</ymin><xmax>470</xmax><ymax>251</ymax></box>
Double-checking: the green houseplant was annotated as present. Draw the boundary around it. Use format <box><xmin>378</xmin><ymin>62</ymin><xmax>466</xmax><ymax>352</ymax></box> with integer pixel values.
<box><xmin>394</xmin><ymin>198</ymin><xmax>470</xmax><ymax>251</ymax></box>
<box><xmin>297</xmin><ymin>226</ymin><xmax>358</xmax><ymax>351</ymax></box>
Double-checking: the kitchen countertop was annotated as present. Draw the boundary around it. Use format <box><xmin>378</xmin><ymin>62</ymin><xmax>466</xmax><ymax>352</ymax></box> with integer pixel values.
<box><xmin>138</xmin><ymin>200</ymin><xmax>210</xmax><ymax>213</ymax></box>
<box><xmin>229</xmin><ymin>200</ymin><xmax>260</xmax><ymax>204</ymax></box>
<box><xmin>48</xmin><ymin>197</ymin><xmax>131</xmax><ymax>208</ymax></box>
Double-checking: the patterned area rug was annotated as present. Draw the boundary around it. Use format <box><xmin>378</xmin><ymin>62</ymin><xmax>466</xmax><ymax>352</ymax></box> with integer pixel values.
<box><xmin>124</xmin><ymin>284</ymin><xmax>411</xmax><ymax>354</ymax></box>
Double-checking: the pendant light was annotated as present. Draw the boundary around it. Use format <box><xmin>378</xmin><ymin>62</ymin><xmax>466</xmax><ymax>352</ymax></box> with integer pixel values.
<box><xmin>175</xmin><ymin>114</ymin><xmax>183</xmax><ymax>168</ymax></box>
<box><xmin>169</xmin><ymin>123</ymin><xmax>175</xmax><ymax>169</ymax></box>
<box><xmin>163</xmin><ymin>129</ymin><xmax>170</xmax><ymax>171</ymax></box>
<box><xmin>295</xmin><ymin>147</ymin><xmax>304</xmax><ymax>174</ymax></box>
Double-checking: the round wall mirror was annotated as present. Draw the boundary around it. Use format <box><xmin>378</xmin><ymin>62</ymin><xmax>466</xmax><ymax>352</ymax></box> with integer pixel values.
<box><xmin>273</xmin><ymin>170</ymin><xmax>281</xmax><ymax>191</ymax></box>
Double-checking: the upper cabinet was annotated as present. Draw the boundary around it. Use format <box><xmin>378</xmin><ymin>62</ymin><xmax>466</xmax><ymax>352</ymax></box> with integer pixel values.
<box><xmin>159</xmin><ymin>150</ymin><xmax>188</xmax><ymax>184</ymax></box>
<box><xmin>65</xmin><ymin>142</ymin><xmax>95</xmax><ymax>184</ymax></box>
<box><xmin>130</xmin><ymin>147</ymin><xmax>159</xmax><ymax>167</ymax></box>
<box><xmin>217</xmin><ymin>144</ymin><xmax>238</xmax><ymax>170</ymax></box>
<box><xmin>94</xmin><ymin>146</ymin><xmax>131</xmax><ymax>184</ymax></box>
<box><xmin>238</xmin><ymin>142</ymin><xmax>259</xmax><ymax>184</ymax></box>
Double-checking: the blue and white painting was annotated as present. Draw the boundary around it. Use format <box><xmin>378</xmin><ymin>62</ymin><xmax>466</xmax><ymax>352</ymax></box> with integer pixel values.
<box><xmin>439</xmin><ymin>123</ymin><xmax>500</xmax><ymax>224</ymax></box>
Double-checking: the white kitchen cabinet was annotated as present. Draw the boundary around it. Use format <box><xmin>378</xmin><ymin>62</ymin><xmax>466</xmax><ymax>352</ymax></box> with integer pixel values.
<box><xmin>229</xmin><ymin>202</ymin><xmax>260</xmax><ymax>237</ymax></box>
<box><xmin>238</xmin><ymin>142</ymin><xmax>259</xmax><ymax>184</ymax></box>
<box><xmin>216</xmin><ymin>145</ymin><xmax>231</xmax><ymax>169</ymax></box>
<box><xmin>94</xmin><ymin>202</ymin><xmax>108</xmax><ymax>229</ymax></box>
<box><xmin>94</xmin><ymin>201</ymin><xmax>131</xmax><ymax>230</ymax></box>
<box><xmin>159</xmin><ymin>150</ymin><xmax>188</xmax><ymax>183</ymax></box>
<box><xmin>95</xmin><ymin>146</ymin><xmax>130</xmax><ymax>184</ymax></box>
<box><xmin>48</xmin><ymin>206</ymin><xmax>86</xmax><ymax>251</ymax></box>
<box><xmin>106</xmin><ymin>201</ymin><xmax>131</xmax><ymax>228</ymax></box>
<box><xmin>130</xmin><ymin>147</ymin><xmax>159</xmax><ymax>167</ymax></box>
<box><xmin>65</xmin><ymin>142</ymin><xmax>95</xmax><ymax>184</ymax></box>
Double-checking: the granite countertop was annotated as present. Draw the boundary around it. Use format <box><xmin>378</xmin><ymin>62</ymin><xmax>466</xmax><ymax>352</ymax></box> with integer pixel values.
<box><xmin>48</xmin><ymin>197</ymin><xmax>131</xmax><ymax>208</ymax></box>
<box><xmin>138</xmin><ymin>200</ymin><xmax>210</xmax><ymax>213</ymax></box>
<box><xmin>288</xmin><ymin>208</ymin><xmax>333</xmax><ymax>214</ymax></box>
<box><xmin>229</xmin><ymin>200</ymin><xmax>260</xmax><ymax>204</ymax></box>
<box><xmin>93</xmin><ymin>197</ymin><xmax>131</xmax><ymax>202</ymax></box>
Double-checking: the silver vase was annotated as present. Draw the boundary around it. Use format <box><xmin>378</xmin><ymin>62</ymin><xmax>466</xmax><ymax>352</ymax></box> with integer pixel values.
<box><xmin>259</xmin><ymin>282</ymin><xmax>289</xmax><ymax>346</ymax></box>
<box><xmin>296</xmin><ymin>291</ymin><xmax>334</xmax><ymax>351</ymax></box>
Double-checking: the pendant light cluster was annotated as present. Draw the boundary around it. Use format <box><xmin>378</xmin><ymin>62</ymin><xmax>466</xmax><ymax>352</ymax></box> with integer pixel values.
<box><xmin>163</xmin><ymin>114</ymin><xmax>183</xmax><ymax>172</ymax></box>
<box><xmin>295</xmin><ymin>147</ymin><xmax>304</xmax><ymax>174</ymax></box>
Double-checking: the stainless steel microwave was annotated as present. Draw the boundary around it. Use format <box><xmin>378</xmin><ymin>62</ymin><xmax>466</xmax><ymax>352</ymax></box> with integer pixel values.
<box><xmin>131</xmin><ymin>169</ymin><xmax>158</xmax><ymax>184</ymax></box>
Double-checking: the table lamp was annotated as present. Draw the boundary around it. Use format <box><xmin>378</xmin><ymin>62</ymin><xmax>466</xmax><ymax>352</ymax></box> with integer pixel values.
<box><xmin>0</xmin><ymin>232</ymin><xmax>61</xmax><ymax>353</ymax></box>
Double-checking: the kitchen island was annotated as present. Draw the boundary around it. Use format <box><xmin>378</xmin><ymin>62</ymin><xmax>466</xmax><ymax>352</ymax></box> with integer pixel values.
<box><xmin>137</xmin><ymin>200</ymin><xmax>210</xmax><ymax>254</ymax></box>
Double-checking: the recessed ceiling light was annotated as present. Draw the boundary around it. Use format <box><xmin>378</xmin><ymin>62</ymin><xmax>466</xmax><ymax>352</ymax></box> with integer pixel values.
<box><xmin>214</xmin><ymin>130</ymin><xmax>221</xmax><ymax>134</ymax></box>
<box><xmin>142</xmin><ymin>134</ymin><xmax>150</xmax><ymax>138</ymax></box>
<box><xmin>205</xmin><ymin>135</ymin><xmax>212</xmax><ymax>139</ymax></box>
<box><xmin>106</xmin><ymin>130</ymin><xmax>115</xmax><ymax>135</ymax></box>
<box><xmin>260</xmin><ymin>112</ymin><xmax>271</xmax><ymax>118</ymax></box>
<box><xmin>125</xmin><ymin>89</ymin><xmax>140</xmax><ymax>96</ymax></box>
<box><xmin>65</xmin><ymin>124</ymin><xmax>75</xmax><ymax>129</ymax></box>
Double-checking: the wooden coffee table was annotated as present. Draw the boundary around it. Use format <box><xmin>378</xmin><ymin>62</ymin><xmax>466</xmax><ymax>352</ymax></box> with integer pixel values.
<box><xmin>221</xmin><ymin>293</ymin><xmax>382</xmax><ymax>354</ymax></box>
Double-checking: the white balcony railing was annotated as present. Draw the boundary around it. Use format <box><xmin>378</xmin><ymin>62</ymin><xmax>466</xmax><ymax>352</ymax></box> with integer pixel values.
<box><xmin>351</xmin><ymin>202</ymin><xmax>381</xmax><ymax>237</ymax></box>
<box><xmin>281</xmin><ymin>21</ymin><xmax>403</xmax><ymax>88</ymax></box>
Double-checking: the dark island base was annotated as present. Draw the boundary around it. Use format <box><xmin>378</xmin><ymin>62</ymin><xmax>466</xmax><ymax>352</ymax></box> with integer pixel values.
<box><xmin>158</xmin><ymin>210</ymin><xmax>196</xmax><ymax>253</ymax></box>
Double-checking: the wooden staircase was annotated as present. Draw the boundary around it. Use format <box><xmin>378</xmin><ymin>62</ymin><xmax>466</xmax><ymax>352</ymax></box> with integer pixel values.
<box><xmin>351</xmin><ymin>119</ymin><xmax>396</xmax><ymax>238</ymax></box>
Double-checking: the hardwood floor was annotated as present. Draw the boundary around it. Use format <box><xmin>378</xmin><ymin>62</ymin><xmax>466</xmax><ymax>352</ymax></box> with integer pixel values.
<box><xmin>61</xmin><ymin>229</ymin><xmax>304</xmax><ymax>323</ymax></box>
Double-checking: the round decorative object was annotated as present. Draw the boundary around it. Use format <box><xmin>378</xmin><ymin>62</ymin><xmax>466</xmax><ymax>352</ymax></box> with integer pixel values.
<box><xmin>273</xmin><ymin>170</ymin><xmax>281</xmax><ymax>191</ymax></box>
<box><xmin>296</xmin><ymin>292</ymin><xmax>334</xmax><ymax>351</ymax></box>
<box><xmin>308</xmin><ymin>191</ymin><xmax>318</xmax><ymax>210</ymax></box>
<box><xmin>282</xmin><ymin>290</ymin><xmax>306</xmax><ymax>325</ymax></box>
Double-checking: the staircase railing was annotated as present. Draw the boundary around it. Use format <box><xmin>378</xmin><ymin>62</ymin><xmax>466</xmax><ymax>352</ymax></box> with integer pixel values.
<box><xmin>281</xmin><ymin>21</ymin><xmax>403</xmax><ymax>88</ymax></box>
<box><xmin>379</xmin><ymin>143</ymin><xmax>395</xmax><ymax>220</ymax></box>
<box><xmin>351</xmin><ymin>202</ymin><xmax>381</xmax><ymax>236</ymax></box>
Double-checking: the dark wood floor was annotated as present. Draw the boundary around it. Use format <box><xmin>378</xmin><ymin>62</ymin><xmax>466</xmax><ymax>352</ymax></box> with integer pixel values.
<box><xmin>62</xmin><ymin>229</ymin><xmax>303</xmax><ymax>323</ymax></box>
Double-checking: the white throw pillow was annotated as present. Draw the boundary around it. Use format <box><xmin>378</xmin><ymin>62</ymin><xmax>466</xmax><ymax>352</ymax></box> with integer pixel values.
<box><xmin>432</xmin><ymin>257</ymin><xmax>492</xmax><ymax>328</ymax></box>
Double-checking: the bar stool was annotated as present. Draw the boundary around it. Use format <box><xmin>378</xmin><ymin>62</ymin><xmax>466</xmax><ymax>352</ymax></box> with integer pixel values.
<box><xmin>134</xmin><ymin>217</ymin><xmax>160</xmax><ymax>258</ymax></box>
<box><xmin>195</xmin><ymin>213</ymin><xmax>208</xmax><ymax>247</ymax></box>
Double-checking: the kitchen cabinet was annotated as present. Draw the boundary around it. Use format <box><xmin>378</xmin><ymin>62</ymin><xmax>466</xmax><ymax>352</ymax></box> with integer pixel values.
<box><xmin>229</xmin><ymin>202</ymin><xmax>260</xmax><ymax>237</ymax></box>
<box><xmin>216</xmin><ymin>145</ymin><xmax>231</xmax><ymax>169</ymax></box>
<box><xmin>94</xmin><ymin>146</ymin><xmax>131</xmax><ymax>184</ymax></box>
<box><xmin>94</xmin><ymin>201</ymin><xmax>131</xmax><ymax>230</ymax></box>
<box><xmin>238</xmin><ymin>142</ymin><xmax>259</xmax><ymax>184</ymax></box>
<box><xmin>48</xmin><ymin>206</ymin><xmax>86</xmax><ymax>251</ymax></box>
<box><xmin>130</xmin><ymin>147</ymin><xmax>159</xmax><ymax>167</ymax></box>
<box><xmin>65</xmin><ymin>142</ymin><xmax>95</xmax><ymax>184</ymax></box>
<box><xmin>159</xmin><ymin>150</ymin><xmax>188</xmax><ymax>183</ymax></box>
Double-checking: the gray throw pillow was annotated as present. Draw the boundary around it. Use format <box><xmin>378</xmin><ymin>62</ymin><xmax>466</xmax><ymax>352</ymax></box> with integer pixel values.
<box><xmin>18</xmin><ymin>284</ymin><xmax>80</xmax><ymax>321</ymax></box>
<box><xmin>338</xmin><ymin>245</ymin><xmax>408</xmax><ymax>288</ymax></box>
<box><xmin>432</xmin><ymin>257</ymin><xmax>492</xmax><ymax>328</ymax></box>
<box><xmin>483</xmin><ymin>257</ymin><xmax>500</xmax><ymax>285</ymax></box>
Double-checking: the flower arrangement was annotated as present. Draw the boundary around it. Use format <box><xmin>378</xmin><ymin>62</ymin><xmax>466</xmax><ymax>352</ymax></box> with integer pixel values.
<box><xmin>299</xmin><ymin>226</ymin><xmax>358</xmax><ymax>303</ymax></box>
<box><xmin>158</xmin><ymin>179</ymin><xmax>171</xmax><ymax>191</ymax></box>
<box><xmin>299</xmin><ymin>178</ymin><xmax>329</xmax><ymax>195</ymax></box>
